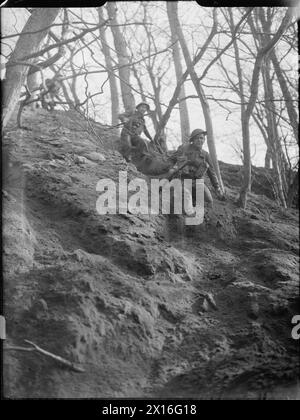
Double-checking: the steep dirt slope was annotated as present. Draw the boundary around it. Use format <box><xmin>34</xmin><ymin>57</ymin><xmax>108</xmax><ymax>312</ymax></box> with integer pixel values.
<box><xmin>3</xmin><ymin>109</ymin><xmax>299</xmax><ymax>399</ymax></box>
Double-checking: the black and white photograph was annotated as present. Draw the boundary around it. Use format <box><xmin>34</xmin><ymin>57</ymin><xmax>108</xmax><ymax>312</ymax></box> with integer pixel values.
<box><xmin>1</xmin><ymin>1</ymin><xmax>299</xmax><ymax>401</ymax></box>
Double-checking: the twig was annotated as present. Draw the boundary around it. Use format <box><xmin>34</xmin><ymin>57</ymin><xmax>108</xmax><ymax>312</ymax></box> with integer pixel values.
<box><xmin>12</xmin><ymin>21</ymin><xmax>111</xmax><ymax>64</ymax></box>
<box><xmin>198</xmin><ymin>8</ymin><xmax>254</xmax><ymax>82</ymax></box>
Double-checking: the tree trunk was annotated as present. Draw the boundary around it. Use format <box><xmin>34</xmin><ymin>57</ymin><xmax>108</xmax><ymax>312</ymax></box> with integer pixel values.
<box><xmin>69</xmin><ymin>48</ymin><xmax>80</xmax><ymax>107</ymax></box>
<box><xmin>237</xmin><ymin>7</ymin><xmax>292</xmax><ymax>208</ymax></box>
<box><xmin>154</xmin><ymin>8</ymin><xmax>218</xmax><ymax>144</ymax></box>
<box><xmin>252</xmin><ymin>107</ymin><xmax>273</xmax><ymax>171</ymax></box>
<box><xmin>106</xmin><ymin>2</ymin><xmax>135</xmax><ymax>113</ymax></box>
<box><xmin>287</xmin><ymin>169</ymin><xmax>298</xmax><ymax>207</ymax></box>
<box><xmin>60</xmin><ymin>80</ymin><xmax>75</xmax><ymax>109</ymax></box>
<box><xmin>98</xmin><ymin>7</ymin><xmax>119</xmax><ymax>125</ymax></box>
<box><xmin>264</xmin><ymin>148</ymin><xmax>272</xmax><ymax>169</ymax></box>
<box><xmin>259</xmin><ymin>13</ymin><xmax>298</xmax><ymax>144</ymax></box>
<box><xmin>2</xmin><ymin>8</ymin><xmax>60</xmax><ymax>128</ymax></box>
<box><xmin>271</xmin><ymin>50</ymin><xmax>298</xmax><ymax>144</ymax></box>
<box><xmin>228</xmin><ymin>9</ymin><xmax>250</xmax><ymax>202</ymax></box>
<box><xmin>262</xmin><ymin>59</ymin><xmax>287</xmax><ymax>207</ymax></box>
<box><xmin>26</xmin><ymin>43</ymin><xmax>66</xmax><ymax>108</ymax></box>
<box><xmin>26</xmin><ymin>71</ymin><xmax>39</xmax><ymax>110</ymax></box>
<box><xmin>166</xmin><ymin>2</ymin><xmax>190</xmax><ymax>144</ymax></box>
<box><xmin>167</xmin><ymin>1</ymin><xmax>224</xmax><ymax>192</ymax></box>
<box><xmin>147</xmin><ymin>68</ymin><xmax>163</xmax><ymax>129</ymax></box>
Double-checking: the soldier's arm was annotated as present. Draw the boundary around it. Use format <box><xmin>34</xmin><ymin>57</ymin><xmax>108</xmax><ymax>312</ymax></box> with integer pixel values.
<box><xmin>118</xmin><ymin>111</ymin><xmax>131</xmax><ymax>122</ymax></box>
<box><xmin>205</xmin><ymin>152</ymin><xmax>221</xmax><ymax>191</ymax></box>
<box><xmin>143</xmin><ymin>124</ymin><xmax>153</xmax><ymax>141</ymax></box>
<box><xmin>165</xmin><ymin>146</ymin><xmax>189</xmax><ymax>178</ymax></box>
<box><xmin>118</xmin><ymin>113</ymin><xmax>126</xmax><ymax>122</ymax></box>
<box><xmin>168</xmin><ymin>150</ymin><xmax>179</xmax><ymax>164</ymax></box>
<box><xmin>166</xmin><ymin>146</ymin><xmax>182</xmax><ymax>167</ymax></box>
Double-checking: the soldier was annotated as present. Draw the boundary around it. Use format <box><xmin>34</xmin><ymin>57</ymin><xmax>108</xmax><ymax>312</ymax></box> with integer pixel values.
<box><xmin>118</xmin><ymin>102</ymin><xmax>153</xmax><ymax>162</ymax></box>
<box><xmin>16</xmin><ymin>77</ymin><xmax>62</xmax><ymax>127</ymax></box>
<box><xmin>167</xmin><ymin>128</ymin><xmax>225</xmax><ymax>206</ymax></box>
<box><xmin>38</xmin><ymin>78</ymin><xmax>61</xmax><ymax>111</ymax></box>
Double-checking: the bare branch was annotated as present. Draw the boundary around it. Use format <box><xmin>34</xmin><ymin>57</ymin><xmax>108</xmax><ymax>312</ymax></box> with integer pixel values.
<box><xmin>15</xmin><ymin>21</ymin><xmax>110</xmax><ymax>64</ymax></box>
<box><xmin>198</xmin><ymin>8</ymin><xmax>254</xmax><ymax>82</ymax></box>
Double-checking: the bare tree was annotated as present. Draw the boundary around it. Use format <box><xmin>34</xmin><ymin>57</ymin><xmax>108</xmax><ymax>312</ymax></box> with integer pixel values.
<box><xmin>25</xmin><ymin>30</ymin><xmax>67</xmax><ymax>108</ymax></box>
<box><xmin>259</xmin><ymin>12</ymin><xmax>298</xmax><ymax>145</ymax></box>
<box><xmin>252</xmin><ymin>104</ymin><xmax>273</xmax><ymax>169</ymax></box>
<box><xmin>237</xmin><ymin>7</ymin><xmax>292</xmax><ymax>208</ymax></box>
<box><xmin>153</xmin><ymin>9</ymin><xmax>219</xmax><ymax>144</ymax></box>
<box><xmin>98</xmin><ymin>7</ymin><xmax>119</xmax><ymax>125</ymax></box>
<box><xmin>2</xmin><ymin>8</ymin><xmax>61</xmax><ymax>128</ymax></box>
<box><xmin>227</xmin><ymin>8</ymin><xmax>247</xmax><ymax>168</ymax></box>
<box><xmin>106</xmin><ymin>2</ymin><xmax>135</xmax><ymax>112</ymax></box>
<box><xmin>166</xmin><ymin>2</ymin><xmax>224</xmax><ymax>192</ymax></box>
<box><xmin>262</xmin><ymin>58</ymin><xmax>287</xmax><ymax>207</ymax></box>
<box><xmin>257</xmin><ymin>9</ymin><xmax>297</xmax><ymax>207</ymax></box>
<box><xmin>166</xmin><ymin>2</ymin><xmax>190</xmax><ymax>144</ymax></box>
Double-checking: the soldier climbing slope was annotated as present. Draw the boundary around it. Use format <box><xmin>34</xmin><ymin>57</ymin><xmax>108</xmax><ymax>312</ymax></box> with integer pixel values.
<box><xmin>166</xmin><ymin>128</ymin><xmax>225</xmax><ymax>207</ymax></box>
<box><xmin>118</xmin><ymin>102</ymin><xmax>153</xmax><ymax>162</ymax></box>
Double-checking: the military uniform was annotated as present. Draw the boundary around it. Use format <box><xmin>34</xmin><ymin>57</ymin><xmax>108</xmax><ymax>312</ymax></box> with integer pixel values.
<box><xmin>170</xmin><ymin>143</ymin><xmax>221</xmax><ymax>205</ymax></box>
<box><xmin>39</xmin><ymin>78</ymin><xmax>61</xmax><ymax>111</ymax></box>
<box><xmin>173</xmin><ymin>144</ymin><xmax>219</xmax><ymax>187</ymax></box>
<box><xmin>119</xmin><ymin>109</ymin><xmax>152</xmax><ymax>161</ymax></box>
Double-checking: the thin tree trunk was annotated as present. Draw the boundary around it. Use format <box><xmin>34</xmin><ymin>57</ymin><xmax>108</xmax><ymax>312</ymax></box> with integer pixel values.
<box><xmin>131</xmin><ymin>63</ymin><xmax>161</xmax><ymax>138</ymax></box>
<box><xmin>228</xmin><ymin>9</ymin><xmax>250</xmax><ymax>198</ymax></box>
<box><xmin>262</xmin><ymin>60</ymin><xmax>287</xmax><ymax>207</ymax></box>
<box><xmin>252</xmin><ymin>109</ymin><xmax>273</xmax><ymax>169</ymax></box>
<box><xmin>106</xmin><ymin>2</ymin><xmax>135</xmax><ymax>113</ymax></box>
<box><xmin>259</xmin><ymin>13</ymin><xmax>298</xmax><ymax>144</ymax></box>
<box><xmin>154</xmin><ymin>10</ymin><xmax>218</xmax><ymax>144</ymax></box>
<box><xmin>26</xmin><ymin>71</ymin><xmax>39</xmax><ymax>110</ymax></box>
<box><xmin>265</xmin><ymin>148</ymin><xmax>272</xmax><ymax>169</ymax></box>
<box><xmin>147</xmin><ymin>68</ymin><xmax>163</xmax><ymax>129</ymax></box>
<box><xmin>168</xmin><ymin>2</ymin><xmax>224</xmax><ymax>192</ymax></box>
<box><xmin>167</xmin><ymin>2</ymin><xmax>190</xmax><ymax>144</ymax></box>
<box><xmin>2</xmin><ymin>8</ymin><xmax>60</xmax><ymax>128</ymax></box>
<box><xmin>271</xmin><ymin>51</ymin><xmax>298</xmax><ymax>144</ymax></box>
<box><xmin>60</xmin><ymin>80</ymin><xmax>75</xmax><ymax>109</ymax></box>
<box><xmin>98</xmin><ymin>7</ymin><xmax>119</xmax><ymax>125</ymax></box>
<box><xmin>237</xmin><ymin>7</ymin><xmax>292</xmax><ymax>208</ymax></box>
<box><xmin>287</xmin><ymin>169</ymin><xmax>298</xmax><ymax>207</ymax></box>
<box><xmin>69</xmin><ymin>48</ymin><xmax>80</xmax><ymax>107</ymax></box>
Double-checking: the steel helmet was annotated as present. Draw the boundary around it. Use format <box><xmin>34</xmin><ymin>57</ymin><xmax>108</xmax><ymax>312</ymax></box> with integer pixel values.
<box><xmin>189</xmin><ymin>129</ymin><xmax>207</xmax><ymax>141</ymax></box>
<box><xmin>136</xmin><ymin>102</ymin><xmax>150</xmax><ymax>111</ymax></box>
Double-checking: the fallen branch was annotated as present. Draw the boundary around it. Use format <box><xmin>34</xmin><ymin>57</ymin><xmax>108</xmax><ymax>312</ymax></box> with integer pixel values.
<box><xmin>5</xmin><ymin>345</ymin><xmax>35</xmax><ymax>352</ymax></box>
<box><xmin>5</xmin><ymin>340</ymin><xmax>85</xmax><ymax>373</ymax></box>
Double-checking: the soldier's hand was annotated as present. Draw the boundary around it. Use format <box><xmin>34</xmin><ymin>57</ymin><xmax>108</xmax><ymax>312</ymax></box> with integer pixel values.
<box><xmin>216</xmin><ymin>188</ymin><xmax>226</xmax><ymax>201</ymax></box>
<box><xmin>163</xmin><ymin>167</ymin><xmax>176</xmax><ymax>180</ymax></box>
<box><xmin>119</xmin><ymin>115</ymin><xmax>128</xmax><ymax>123</ymax></box>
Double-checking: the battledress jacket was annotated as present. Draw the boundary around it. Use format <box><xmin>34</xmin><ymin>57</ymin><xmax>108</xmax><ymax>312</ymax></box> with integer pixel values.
<box><xmin>119</xmin><ymin>110</ymin><xmax>152</xmax><ymax>140</ymax></box>
<box><xmin>170</xmin><ymin>143</ymin><xmax>220</xmax><ymax>190</ymax></box>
